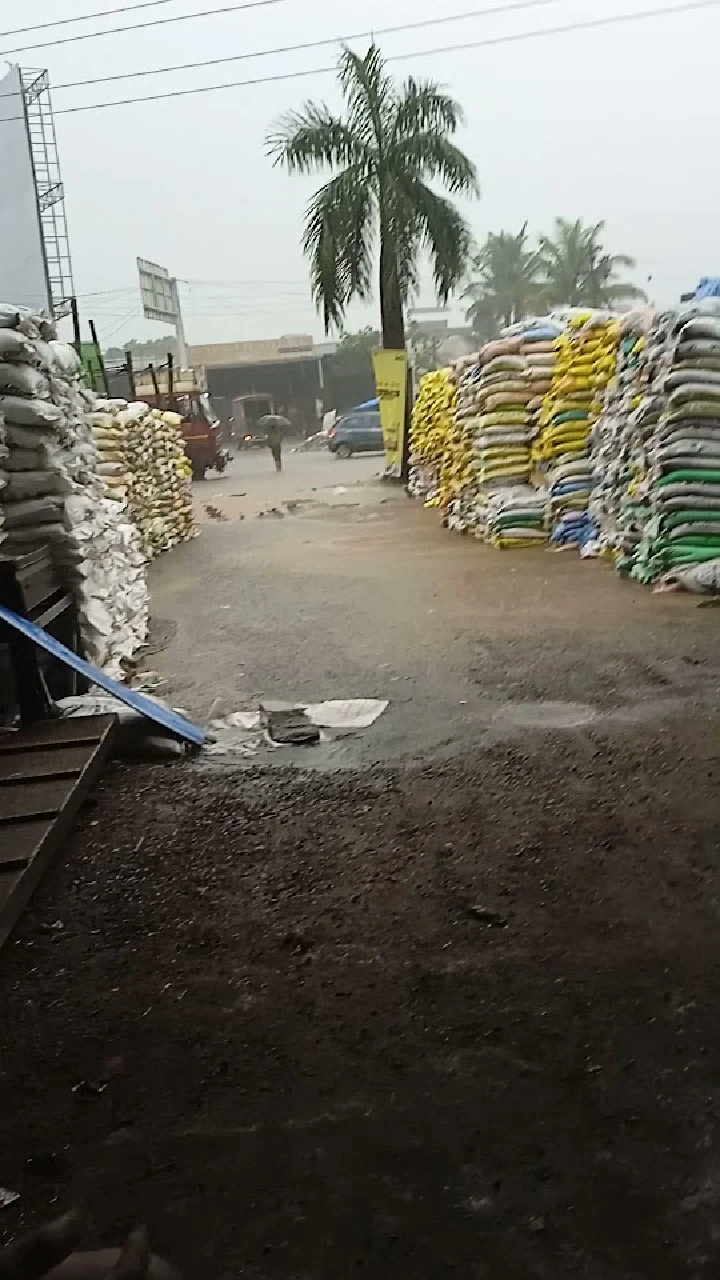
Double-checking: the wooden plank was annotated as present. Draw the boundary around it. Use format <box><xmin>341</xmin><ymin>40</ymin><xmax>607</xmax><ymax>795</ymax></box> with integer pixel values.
<box><xmin>35</xmin><ymin>592</ymin><xmax>74</xmax><ymax>629</ymax></box>
<box><xmin>0</xmin><ymin>820</ymin><xmax>51</xmax><ymax>868</ymax></box>
<box><xmin>0</xmin><ymin>745</ymin><xmax>90</xmax><ymax>782</ymax></box>
<box><xmin>0</xmin><ymin>715</ymin><xmax>118</xmax><ymax>949</ymax></box>
<box><xmin>0</xmin><ymin>715</ymin><xmax>116</xmax><ymax>753</ymax></box>
<box><xmin>0</xmin><ymin>868</ymin><xmax>24</xmax><ymax>916</ymax></box>
<box><xmin>0</xmin><ymin>779</ymin><xmax>71</xmax><ymax>823</ymax></box>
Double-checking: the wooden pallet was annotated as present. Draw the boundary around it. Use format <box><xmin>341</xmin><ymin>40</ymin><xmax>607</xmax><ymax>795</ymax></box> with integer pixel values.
<box><xmin>0</xmin><ymin>714</ymin><xmax>118</xmax><ymax>949</ymax></box>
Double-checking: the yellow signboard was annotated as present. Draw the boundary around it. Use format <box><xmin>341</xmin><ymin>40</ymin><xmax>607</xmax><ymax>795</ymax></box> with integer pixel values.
<box><xmin>372</xmin><ymin>348</ymin><xmax>408</xmax><ymax>477</ymax></box>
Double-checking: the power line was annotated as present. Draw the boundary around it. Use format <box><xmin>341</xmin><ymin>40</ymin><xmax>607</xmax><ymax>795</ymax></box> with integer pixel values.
<box><xmin>1</xmin><ymin>0</ymin><xmax>294</xmax><ymax>57</ymax></box>
<box><xmin>77</xmin><ymin>279</ymin><xmax>311</xmax><ymax>297</ymax></box>
<box><xmin>2</xmin><ymin>1</ymin><xmax>713</xmax><ymax>120</ymax></box>
<box><xmin>98</xmin><ymin>309</ymin><xmax>147</xmax><ymax>341</ymax></box>
<box><xmin>7</xmin><ymin>1</ymin><xmax>570</xmax><ymax>93</ymax></box>
<box><xmin>1</xmin><ymin>0</ymin><xmax>716</xmax><ymax>104</ymax></box>
<box><xmin>0</xmin><ymin>0</ymin><xmax>182</xmax><ymax>39</ymax></box>
<box><xmin>46</xmin><ymin>0</ymin><xmax>720</xmax><ymax>118</ymax></box>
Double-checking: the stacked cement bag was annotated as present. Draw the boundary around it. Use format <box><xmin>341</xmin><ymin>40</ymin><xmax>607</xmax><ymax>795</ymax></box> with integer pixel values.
<box><xmin>536</xmin><ymin>313</ymin><xmax>619</xmax><ymax>545</ymax></box>
<box><xmin>630</xmin><ymin>301</ymin><xmax>720</xmax><ymax>583</ymax></box>
<box><xmin>472</xmin><ymin>338</ymin><xmax>534</xmax><ymax>489</ymax></box>
<box><xmin>444</xmin><ymin>358</ymin><xmax>486</xmax><ymax>533</ymax></box>
<box><xmin>588</xmin><ymin>311</ymin><xmax>654</xmax><ymax>562</ymax></box>
<box><xmin>517</xmin><ymin>320</ymin><xmax>562</xmax><ymax>448</ymax></box>
<box><xmin>120</xmin><ymin>403</ymin><xmax>195</xmax><ymax>559</ymax></box>
<box><xmin>409</xmin><ymin>367</ymin><xmax>457</xmax><ymax>507</ymax></box>
<box><xmin>442</xmin><ymin>338</ymin><xmax>533</xmax><ymax>536</ymax></box>
<box><xmin>485</xmin><ymin>486</ymin><xmax>548</xmax><ymax>548</ymax></box>
<box><xmin>0</xmin><ymin>303</ymin><xmax>148</xmax><ymax>677</ymax></box>
<box><xmin>88</xmin><ymin>399</ymin><xmax>132</xmax><ymax>503</ymax></box>
<box><xmin>0</xmin><ymin>402</ymin><xmax>6</xmax><ymax>545</ymax></box>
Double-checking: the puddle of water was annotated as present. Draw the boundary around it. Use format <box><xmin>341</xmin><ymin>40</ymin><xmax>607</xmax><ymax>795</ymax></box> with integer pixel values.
<box><xmin>493</xmin><ymin>700</ymin><xmax>599</xmax><ymax>729</ymax></box>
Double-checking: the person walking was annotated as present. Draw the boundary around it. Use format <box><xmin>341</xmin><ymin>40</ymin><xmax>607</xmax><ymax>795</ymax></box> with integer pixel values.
<box><xmin>257</xmin><ymin>411</ymin><xmax>291</xmax><ymax>472</ymax></box>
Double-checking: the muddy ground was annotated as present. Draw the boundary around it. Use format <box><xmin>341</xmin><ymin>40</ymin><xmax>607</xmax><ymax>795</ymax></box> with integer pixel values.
<box><xmin>0</xmin><ymin>452</ymin><xmax>718</xmax><ymax>1279</ymax></box>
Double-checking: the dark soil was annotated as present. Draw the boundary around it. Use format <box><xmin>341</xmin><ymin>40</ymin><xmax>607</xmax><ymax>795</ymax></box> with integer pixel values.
<box><xmin>1</xmin><ymin>717</ymin><xmax>718</xmax><ymax>1279</ymax></box>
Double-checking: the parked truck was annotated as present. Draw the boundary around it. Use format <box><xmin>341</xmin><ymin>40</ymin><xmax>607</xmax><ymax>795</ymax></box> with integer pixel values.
<box><xmin>133</xmin><ymin>363</ymin><xmax>229</xmax><ymax>479</ymax></box>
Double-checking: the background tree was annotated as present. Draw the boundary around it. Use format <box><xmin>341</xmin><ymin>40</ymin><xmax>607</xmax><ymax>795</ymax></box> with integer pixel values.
<box><xmin>538</xmin><ymin>218</ymin><xmax>644</xmax><ymax>308</ymax></box>
<box><xmin>328</xmin><ymin>327</ymin><xmax>380</xmax><ymax>376</ymax></box>
<box><xmin>408</xmin><ymin>321</ymin><xmax>443</xmax><ymax>377</ymax></box>
<box><xmin>267</xmin><ymin>44</ymin><xmax>479</xmax><ymax>350</ymax></box>
<box><xmin>463</xmin><ymin>223</ymin><xmax>542</xmax><ymax>335</ymax></box>
<box><xmin>103</xmin><ymin>335</ymin><xmax>177</xmax><ymax>363</ymax></box>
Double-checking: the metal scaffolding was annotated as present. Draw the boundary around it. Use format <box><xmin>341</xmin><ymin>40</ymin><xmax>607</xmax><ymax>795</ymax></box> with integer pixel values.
<box><xmin>20</xmin><ymin>69</ymin><xmax>75</xmax><ymax>319</ymax></box>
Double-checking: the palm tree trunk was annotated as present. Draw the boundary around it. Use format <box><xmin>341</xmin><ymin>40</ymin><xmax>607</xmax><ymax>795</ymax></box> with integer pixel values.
<box><xmin>378</xmin><ymin>234</ymin><xmax>410</xmax><ymax>482</ymax></box>
<box><xmin>379</xmin><ymin>237</ymin><xmax>405</xmax><ymax>350</ymax></box>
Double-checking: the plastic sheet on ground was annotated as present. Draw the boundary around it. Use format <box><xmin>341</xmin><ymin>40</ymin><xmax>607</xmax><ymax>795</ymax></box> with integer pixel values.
<box><xmin>207</xmin><ymin>698</ymin><xmax>389</xmax><ymax>754</ymax></box>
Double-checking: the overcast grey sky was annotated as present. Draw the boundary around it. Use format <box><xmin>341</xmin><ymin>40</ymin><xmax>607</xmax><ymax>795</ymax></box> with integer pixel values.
<box><xmin>5</xmin><ymin>0</ymin><xmax>719</xmax><ymax>345</ymax></box>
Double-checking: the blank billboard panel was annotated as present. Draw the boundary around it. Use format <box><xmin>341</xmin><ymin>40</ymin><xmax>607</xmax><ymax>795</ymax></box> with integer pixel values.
<box><xmin>0</xmin><ymin>66</ymin><xmax>51</xmax><ymax>312</ymax></box>
<box><xmin>137</xmin><ymin>258</ymin><xmax>176</xmax><ymax>323</ymax></box>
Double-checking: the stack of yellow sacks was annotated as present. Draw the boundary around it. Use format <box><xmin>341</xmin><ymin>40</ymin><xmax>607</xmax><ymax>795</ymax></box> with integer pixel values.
<box><xmin>409</xmin><ymin>368</ymin><xmax>456</xmax><ymax>507</ymax></box>
<box><xmin>89</xmin><ymin>399</ymin><xmax>195</xmax><ymax>559</ymax></box>
<box><xmin>442</xmin><ymin>358</ymin><xmax>483</xmax><ymax>532</ymax></box>
<box><xmin>535</xmin><ymin>314</ymin><xmax>620</xmax><ymax>541</ymax></box>
<box><xmin>88</xmin><ymin>400</ymin><xmax>131</xmax><ymax>504</ymax></box>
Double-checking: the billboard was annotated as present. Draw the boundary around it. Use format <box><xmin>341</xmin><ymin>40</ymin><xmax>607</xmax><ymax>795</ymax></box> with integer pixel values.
<box><xmin>0</xmin><ymin>66</ymin><xmax>51</xmax><ymax>312</ymax></box>
<box><xmin>137</xmin><ymin>257</ymin><xmax>177</xmax><ymax>323</ymax></box>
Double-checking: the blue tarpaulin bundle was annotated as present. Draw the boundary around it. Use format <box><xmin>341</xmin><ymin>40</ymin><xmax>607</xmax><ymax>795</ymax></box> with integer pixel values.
<box><xmin>693</xmin><ymin>278</ymin><xmax>720</xmax><ymax>299</ymax></box>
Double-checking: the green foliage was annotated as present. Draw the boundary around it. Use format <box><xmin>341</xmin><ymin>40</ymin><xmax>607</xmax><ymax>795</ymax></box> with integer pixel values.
<box><xmin>464</xmin><ymin>218</ymin><xmax>645</xmax><ymax>336</ymax></box>
<box><xmin>408</xmin><ymin>321</ymin><xmax>443</xmax><ymax>377</ymax></box>
<box><xmin>463</xmin><ymin>223</ymin><xmax>542</xmax><ymax>336</ymax></box>
<box><xmin>267</xmin><ymin>44</ymin><xmax>478</xmax><ymax>347</ymax></box>
<box><xmin>537</xmin><ymin>218</ymin><xmax>645</xmax><ymax>308</ymax></box>
<box><xmin>103</xmin><ymin>335</ymin><xmax>177</xmax><ymax>363</ymax></box>
<box><xmin>326</xmin><ymin>327</ymin><xmax>380</xmax><ymax>376</ymax></box>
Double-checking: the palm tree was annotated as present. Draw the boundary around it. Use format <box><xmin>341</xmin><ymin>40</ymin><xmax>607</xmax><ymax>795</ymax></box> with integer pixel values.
<box><xmin>267</xmin><ymin>44</ymin><xmax>478</xmax><ymax>350</ymax></box>
<box><xmin>463</xmin><ymin>223</ymin><xmax>542</xmax><ymax>335</ymax></box>
<box><xmin>538</xmin><ymin>217</ymin><xmax>644</xmax><ymax>309</ymax></box>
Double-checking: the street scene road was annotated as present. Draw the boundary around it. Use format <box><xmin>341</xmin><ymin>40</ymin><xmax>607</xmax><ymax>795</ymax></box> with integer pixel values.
<box><xmin>1</xmin><ymin>449</ymin><xmax>717</xmax><ymax>1280</ymax></box>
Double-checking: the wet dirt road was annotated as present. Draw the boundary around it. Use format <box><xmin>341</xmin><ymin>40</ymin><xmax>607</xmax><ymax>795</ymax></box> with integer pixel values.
<box><xmin>0</xmin><ymin>452</ymin><xmax>718</xmax><ymax>1279</ymax></box>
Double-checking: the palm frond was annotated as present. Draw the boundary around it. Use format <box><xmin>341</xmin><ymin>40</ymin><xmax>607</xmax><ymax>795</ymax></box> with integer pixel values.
<box><xmin>606</xmin><ymin>252</ymin><xmax>637</xmax><ymax>270</ymax></box>
<box><xmin>337</xmin><ymin>44</ymin><xmax>395</xmax><ymax>149</ymax></box>
<box><xmin>467</xmin><ymin>225</ymin><xmax>543</xmax><ymax>325</ymax></box>
<box><xmin>389</xmin><ymin>130</ymin><xmax>479</xmax><ymax>195</ymax></box>
<box><xmin>393</xmin><ymin>77</ymin><xmax>464</xmax><ymax>138</ymax></box>
<box><xmin>302</xmin><ymin>167</ymin><xmax>375</xmax><ymax>331</ymax></box>
<box><xmin>403</xmin><ymin>179</ymin><xmax>472</xmax><ymax>302</ymax></box>
<box><xmin>538</xmin><ymin>217</ymin><xmax>642</xmax><ymax>308</ymax></box>
<box><xmin>266</xmin><ymin>102</ymin><xmax>366</xmax><ymax>173</ymax></box>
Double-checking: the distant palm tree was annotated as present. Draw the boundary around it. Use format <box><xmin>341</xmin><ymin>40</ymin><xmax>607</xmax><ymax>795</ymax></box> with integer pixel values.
<box><xmin>538</xmin><ymin>217</ymin><xmax>644</xmax><ymax>308</ymax></box>
<box><xmin>267</xmin><ymin>44</ymin><xmax>479</xmax><ymax>349</ymax></box>
<box><xmin>463</xmin><ymin>223</ymin><xmax>542</xmax><ymax>336</ymax></box>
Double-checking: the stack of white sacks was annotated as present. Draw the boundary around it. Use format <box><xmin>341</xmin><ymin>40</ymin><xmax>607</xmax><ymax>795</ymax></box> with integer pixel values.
<box><xmin>0</xmin><ymin>303</ymin><xmax>149</xmax><ymax>679</ymax></box>
<box><xmin>0</xmin><ymin>401</ymin><xmax>6</xmax><ymax>544</ymax></box>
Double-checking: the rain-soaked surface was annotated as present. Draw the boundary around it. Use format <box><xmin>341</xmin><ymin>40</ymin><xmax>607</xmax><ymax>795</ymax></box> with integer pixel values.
<box><xmin>1</xmin><ymin>452</ymin><xmax>717</xmax><ymax>1279</ymax></box>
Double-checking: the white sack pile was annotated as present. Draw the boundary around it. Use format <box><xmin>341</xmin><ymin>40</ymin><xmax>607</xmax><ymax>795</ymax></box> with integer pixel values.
<box><xmin>0</xmin><ymin>302</ymin><xmax>149</xmax><ymax>677</ymax></box>
<box><xmin>0</xmin><ymin>400</ymin><xmax>6</xmax><ymax>545</ymax></box>
<box><xmin>90</xmin><ymin>399</ymin><xmax>195</xmax><ymax>559</ymax></box>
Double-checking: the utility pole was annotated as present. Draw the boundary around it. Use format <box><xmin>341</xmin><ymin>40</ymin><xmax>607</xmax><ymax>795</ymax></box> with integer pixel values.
<box><xmin>88</xmin><ymin>319</ymin><xmax>109</xmax><ymax>396</ymax></box>
<box><xmin>169</xmin><ymin>277</ymin><xmax>187</xmax><ymax>369</ymax></box>
<box><xmin>70</xmin><ymin>296</ymin><xmax>81</xmax><ymax>354</ymax></box>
